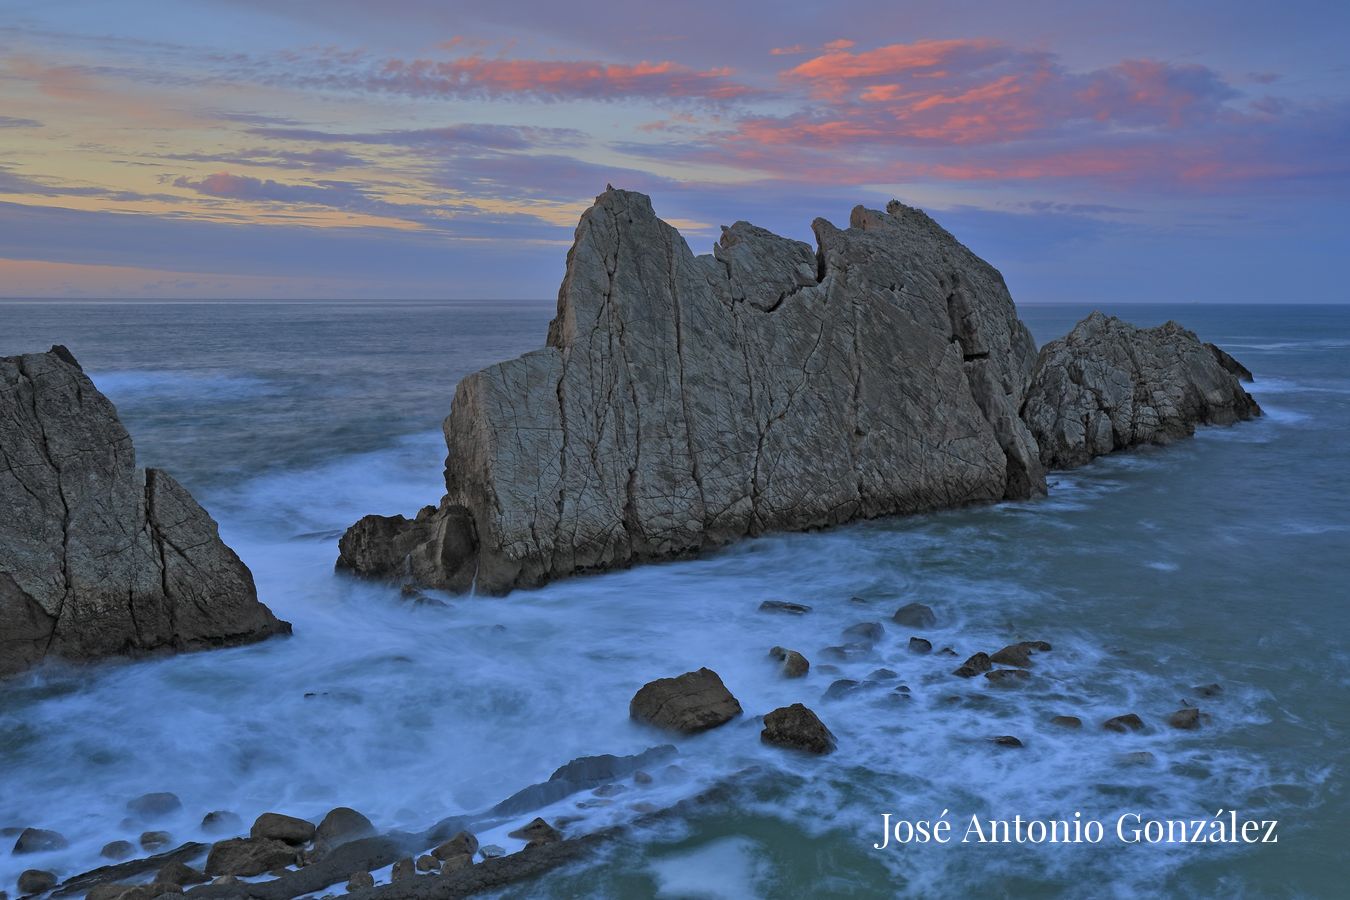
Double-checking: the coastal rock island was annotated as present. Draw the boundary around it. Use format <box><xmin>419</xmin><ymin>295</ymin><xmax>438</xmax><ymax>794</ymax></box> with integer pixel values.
<box><xmin>0</xmin><ymin>346</ymin><xmax>290</xmax><ymax>676</ymax></box>
<box><xmin>339</xmin><ymin>188</ymin><xmax>1259</xmax><ymax>594</ymax></box>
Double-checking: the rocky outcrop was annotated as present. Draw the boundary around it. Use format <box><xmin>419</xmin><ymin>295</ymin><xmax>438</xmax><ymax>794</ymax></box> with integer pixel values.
<box><xmin>761</xmin><ymin>703</ymin><xmax>835</xmax><ymax>754</ymax></box>
<box><xmin>339</xmin><ymin>190</ymin><xmax>1260</xmax><ymax>596</ymax></box>
<box><xmin>1021</xmin><ymin>313</ymin><xmax>1261</xmax><ymax>469</ymax></box>
<box><xmin>0</xmin><ymin>346</ymin><xmax>289</xmax><ymax>676</ymax></box>
<box><xmin>629</xmin><ymin>667</ymin><xmax>742</xmax><ymax>733</ymax></box>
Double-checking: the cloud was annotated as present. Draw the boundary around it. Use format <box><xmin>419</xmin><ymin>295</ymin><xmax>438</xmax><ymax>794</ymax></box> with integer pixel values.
<box><xmin>0</xmin><ymin>116</ymin><xmax>42</xmax><ymax>128</ymax></box>
<box><xmin>246</xmin><ymin>123</ymin><xmax>583</xmax><ymax>151</ymax></box>
<box><xmin>161</xmin><ymin>147</ymin><xmax>369</xmax><ymax>171</ymax></box>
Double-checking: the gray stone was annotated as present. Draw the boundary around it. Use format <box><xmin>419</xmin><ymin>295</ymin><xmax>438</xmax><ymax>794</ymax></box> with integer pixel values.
<box><xmin>761</xmin><ymin>704</ymin><xmax>836</xmax><ymax>754</ymax></box>
<box><xmin>1167</xmin><ymin>707</ymin><xmax>1202</xmax><ymax>730</ymax></box>
<box><xmin>629</xmin><ymin>668</ymin><xmax>741</xmax><ymax>733</ymax></box>
<box><xmin>1022</xmin><ymin>313</ymin><xmax>1260</xmax><ymax>469</ymax></box>
<box><xmin>984</xmin><ymin>668</ymin><xmax>1031</xmax><ymax>687</ymax></box>
<box><xmin>841</xmin><ymin>622</ymin><xmax>883</xmax><ymax>643</ymax></box>
<box><xmin>892</xmin><ymin>603</ymin><xmax>937</xmax><ymax>628</ymax></box>
<box><xmin>339</xmin><ymin>189</ymin><xmax>1046</xmax><ymax>595</ymax></box>
<box><xmin>390</xmin><ymin>857</ymin><xmax>415</xmax><ymax>881</ymax></box>
<box><xmin>250</xmin><ymin>812</ymin><xmax>316</xmax><ymax>845</ymax></box>
<box><xmin>989</xmin><ymin>644</ymin><xmax>1035</xmax><ymax>668</ymax></box>
<box><xmin>13</xmin><ymin>827</ymin><xmax>66</xmax><ymax>854</ymax></box>
<box><xmin>313</xmin><ymin>807</ymin><xmax>375</xmax><ymax>854</ymax></box>
<box><xmin>0</xmin><ymin>347</ymin><xmax>289</xmax><ymax>676</ymax></box>
<box><xmin>18</xmin><ymin>870</ymin><xmax>56</xmax><ymax>893</ymax></box>
<box><xmin>769</xmin><ymin>646</ymin><xmax>809</xmax><ymax>678</ymax></box>
<box><xmin>204</xmin><ymin>837</ymin><xmax>296</xmax><ymax>877</ymax></box>
<box><xmin>154</xmin><ymin>861</ymin><xmax>207</xmax><ymax>886</ymax></box>
<box><xmin>953</xmin><ymin>652</ymin><xmax>992</xmax><ymax>678</ymax></box>
<box><xmin>139</xmin><ymin>831</ymin><xmax>171</xmax><ymax>851</ymax></box>
<box><xmin>989</xmin><ymin>735</ymin><xmax>1023</xmax><ymax>748</ymax></box>
<box><xmin>1103</xmin><ymin>713</ymin><xmax>1146</xmax><ymax>733</ymax></box>
<box><xmin>127</xmin><ymin>793</ymin><xmax>181</xmax><ymax>821</ymax></box>
<box><xmin>101</xmin><ymin>840</ymin><xmax>135</xmax><ymax>860</ymax></box>
<box><xmin>415</xmin><ymin>854</ymin><xmax>440</xmax><ymax>873</ymax></box>
<box><xmin>907</xmin><ymin>637</ymin><xmax>932</xmax><ymax>654</ymax></box>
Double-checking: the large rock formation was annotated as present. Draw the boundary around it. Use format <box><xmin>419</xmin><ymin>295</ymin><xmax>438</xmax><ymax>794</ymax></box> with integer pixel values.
<box><xmin>0</xmin><ymin>346</ymin><xmax>289</xmax><ymax>676</ymax></box>
<box><xmin>339</xmin><ymin>187</ymin><xmax>1047</xmax><ymax>593</ymax></box>
<box><xmin>1022</xmin><ymin>312</ymin><xmax>1261</xmax><ymax>469</ymax></box>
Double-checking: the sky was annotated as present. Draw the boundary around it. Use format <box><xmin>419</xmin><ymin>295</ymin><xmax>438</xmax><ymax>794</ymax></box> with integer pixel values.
<box><xmin>0</xmin><ymin>0</ymin><xmax>1346</xmax><ymax>302</ymax></box>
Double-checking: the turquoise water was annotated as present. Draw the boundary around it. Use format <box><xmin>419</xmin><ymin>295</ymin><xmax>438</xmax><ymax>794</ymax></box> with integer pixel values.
<box><xmin>0</xmin><ymin>300</ymin><xmax>1345</xmax><ymax>898</ymax></box>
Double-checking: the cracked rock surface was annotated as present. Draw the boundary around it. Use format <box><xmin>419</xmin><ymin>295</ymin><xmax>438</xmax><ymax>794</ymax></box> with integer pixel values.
<box><xmin>1021</xmin><ymin>312</ymin><xmax>1261</xmax><ymax>469</ymax></box>
<box><xmin>0</xmin><ymin>346</ymin><xmax>290</xmax><ymax>676</ymax></box>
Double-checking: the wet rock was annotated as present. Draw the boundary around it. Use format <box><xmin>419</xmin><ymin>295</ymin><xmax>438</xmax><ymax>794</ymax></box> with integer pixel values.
<box><xmin>768</xmin><ymin>646</ymin><xmax>809</xmax><ymax>678</ymax></box>
<box><xmin>211</xmin><ymin>876</ymin><xmax>239</xmax><ymax>886</ymax></box>
<box><xmin>346</xmin><ymin>871</ymin><xmax>374</xmax><ymax>892</ymax></box>
<box><xmin>127</xmin><ymin>793</ymin><xmax>182</xmax><ymax>821</ymax></box>
<box><xmin>892</xmin><ymin>603</ymin><xmax>936</xmax><ymax>628</ymax></box>
<box><xmin>250</xmin><ymin>812</ymin><xmax>316</xmax><ymax>845</ymax></box>
<box><xmin>431</xmin><ymin>831</ymin><xmax>478</xmax><ymax>861</ymax></box>
<box><xmin>155</xmin><ymin>860</ymin><xmax>207</xmax><ymax>886</ymax></box>
<box><xmin>87</xmin><ymin>885</ymin><xmax>183</xmax><ymax>900</ymax></box>
<box><xmin>822</xmin><ymin>679</ymin><xmax>861</xmax><ymax>700</ymax></box>
<box><xmin>14</xmin><ymin>828</ymin><xmax>67</xmax><ymax>854</ymax></box>
<box><xmin>1120</xmin><ymin>751</ymin><xmax>1156</xmax><ymax>767</ymax></box>
<box><xmin>102</xmin><ymin>840</ymin><xmax>135</xmax><ymax>860</ymax></box>
<box><xmin>204</xmin><ymin>837</ymin><xmax>297</xmax><ymax>877</ymax></box>
<box><xmin>1192</xmin><ymin>683</ymin><xmax>1223</xmax><ymax>698</ymax></box>
<box><xmin>866</xmin><ymin>668</ymin><xmax>897</xmax><ymax>681</ymax></box>
<box><xmin>953</xmin><ymin>652</ymin><xmax>992</xmax><ymax>678</ymax></box>
<box><xmin>1167</xmin><ymin>707</ymin><xmax>1202</xmax><ymax>730</ymax></box>
<box><xmin>390</xmin><ymin>857</ymin><xmax>415</xmax><ymax>881</ymax></box>
<box><xmin>937</xmin><ymin>647</ymin><xmax>958</xmax><ymax>657</ymax></box>
<box><xmin>985</xmin><ymin>669</ymin><xmax>1031</xmax><ymax>687</ymax></box>
<box><xmin>820</xmin><ymin>642</ymin><xmax>872</xmax><ymax>662</ymax></box>
<box><xmin>907</xmin><ymin>637</ymin><xmax>932</xmax><ymax>654</ymax></box>
<box><xmin>0</xmin><ymin>347</ymin><xmax>290</xmax><ymax>676</ymax></box>
<box><xmin>439</xmin><ymin>853</ymin><xmax>473</xmax><ymax>873</ymax></box>
<box><xmin>592</xmin><ymin>783</ymin><xmax>627</xmax><ymax>797</ymax></box>
<box><xmin>633</xmin><ymin>770</ymin><xmax>653</xmax><ymax>785</ymax></box>
<box><xmin>989</xmin><ymin>644</ymin><xmax>1034</xmax><ymax>668</ymax></box>
<box><xmin>842</xmin><ymin>622</ymin><xmax>884</xmax><ymax>643</ymax></box>
<box><xmin>761</xmin><ymin>704</ymin><xmax>836</xmax><ymax>754</ymax></box>
<box><xmin>313</xmin><ymin>807</ymin><xmax>375</xmax><ymax>853</ymax></box>
<box><xmin>415</xmin><ymin>854</ymin><xmax>440</xmax><ymax>873</ymax></box>
<box><xmin>1103</xmin><ymin>713</ymin><xmax>1146</xmax><ymax>733</ymax></box>
<box><xmin>18</xmin><ymin>870</ymin><xmax>56</xmax><ymax>893</ymax></box>
<box><xmin>1023</xmin><ymin>312</ymin><xmax>1261</xmax><ymax>469</ymax></box>
<box><xmin>758</xmin><ymin>600</ymin><xmax>812</xmax><ymax>615</ymax></box>
<box><xmin>989</xmin><ymin>735</ymin><xmax>1024</xmax><ymax>748</ymax></box>
<box><xmin>815</xmin><ymin>663</ymin><xmax>842</xmax><ymax>675</ymax></box>
<box><xmin>508</xmin><ymin>817</ymin><xmax>562</xmax><ymax>846</ymax></box>
<box><xmin>139</xmin><ymin>831</ymin><xmax>171</xmax><ymax>851</ymax></box>
<box><xmin>629</xmin><ymin>668</ymin><xmax>742</xmax><ymax>733</ymax></box>
<box><xmin>479</xmin><ymin>845</ymin><xmax>506</xmax><ymax>860</ymax></box>
<box><xmin>200</xmin><ymin>811</ymin><xmax>242</xmax><ymax>836</ymax></box>
<box><xmin>1205</xmin><ymin>343</ymin><xmax>1254</xmax><ymax>382</ymax></box>
<box><xmin>1050</xmin><ymin>715</ymin><xmax>1082</xmax><ymax>729</ymax></box>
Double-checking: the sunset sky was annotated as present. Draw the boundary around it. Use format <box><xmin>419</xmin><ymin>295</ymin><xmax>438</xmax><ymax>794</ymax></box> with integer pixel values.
<box><xmin>1</xmin><ymin>0</ymin><xmax>1346</xmax><ymax>301</ymax></box>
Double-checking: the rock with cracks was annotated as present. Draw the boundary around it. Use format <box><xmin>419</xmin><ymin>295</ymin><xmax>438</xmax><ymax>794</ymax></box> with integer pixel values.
<box><xmin>629</xmin><ymin>667</ymin><xmax>742</xmax><ymax>734</ymax></box>
<box><xmin>0</xmin><ymin>346</ymin><xmax>289</xmax><ymax>676</ymax></box>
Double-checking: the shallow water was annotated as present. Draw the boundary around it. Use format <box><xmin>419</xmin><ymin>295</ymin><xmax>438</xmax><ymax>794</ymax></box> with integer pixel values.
<box><xmin>0</xmin><ymin>300</ymin><xmax>1346</xmax><ymax>898</ymax></box>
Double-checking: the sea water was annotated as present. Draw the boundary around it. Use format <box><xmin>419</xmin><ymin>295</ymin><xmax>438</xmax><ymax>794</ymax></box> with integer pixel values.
<box><xmin>0</xmin><ymin>300</ymin><xmax>1345</xmax><ymax>898</ymax></box>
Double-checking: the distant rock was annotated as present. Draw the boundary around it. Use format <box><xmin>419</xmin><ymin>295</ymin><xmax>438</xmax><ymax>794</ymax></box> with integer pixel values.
<box><xmin>907</xmin><ymin>637</ymin><xmax>932</xmax><ymax>654</ymax></box>
<box><xmin>139</xmin><ymin>831</ymin><xmax>171</xmax><ymax>851</ymax></box>
<box><xmin>769</xmin><ymin>646</ymin><xmax>810</xmax><ymax>678</ymax></box>
<box><xmin>842</xmin><ymin>622</ymin><xmax>883</xmax><ymax>643</ymax></box>
<box><xmin>1167</xmin><ymin>707</ymin><xmax>1202</xmax><ymax>730</ymax></box>
<box><xmin>1050</xmin><ymin>715</ymin><xmax>1082</xmax><ymax>729</ymax></box>
<box><xmin>758</xmin><ymin>600</ymin><xmax>812</xmax><ymax>615</ymax></box>
<box><xmin>127</xmin><ymin>792</ymin><xmax>182</xmax><ymax>821</ymax></box>
<box><xmin>989</xmin><ymin>735</ymin><xmax>1024</xmax><ymax>749</ymax></box>
<box><xmin>984</xmin><ymin>669</ymin><xmax>1031</xmax><ymax>687</ymax></box>
<box><xmin>761</xmin><ymin>704</ymin><xmax>836</xmax><ymax>754</ymax></box>
<box><xmin>18</xmin><ymin>870</ymin><xmax>56</xmax><ymax>894</ymax></box>
<box><xmin>250</xmin><ymin>812</ymin><xmax>315</xmax><ymax>845</ymax></box>
<box><xmin>102</xmin><ymin>840</ymin><xmax>135</xmax><ymax>860</ymax></box>
<box><xmin>508</xmin><ymin>817</ymin><xmax>562</xmax><ymax>846</ymax></box>
<box><xmin>892</xmin><ymin>603</ymin><xmax>936</xmax><ymax>628</ymax></box>
<box><xmin>313</xmin><ymin>807</ymin><xmax>374</xmax><ymax>855</ymax></box>
<box><xmin>0</xmin><ymin>346</ymin><xmax>290</xmax><ymax>676</ymax></box>
<box><xmin>1192</xmin><ymin>683</ymin><xmax>1223</xmax><ymax>698</ymax></box>
<box><xmin>200</xmin><ymin>811</ymin><xmax>242</xmax><ymax>836</ymax></box>
<box><xmin>13</xmin><ymin>827</ymin><xmax>66</xmax><ymax>854</ymax></box>
<box><xmin>204</xmin><ymin>837</ymin><xmax>295</xmax><ymax>877</ymax></box>
<box><xmin>1103</xmin><ymin>713</ymin><xmax>1146</xmax><ymax>733</ymax></box>
<box><xmin>630</xmin><ymin>668</ymin><xmax>742</xmax><ymax>733</ymax></box>
<box><xmin>1022</xmin><ymin>313</ymin><xmax>1261</xmax><ymax>469</ymax></box>
<box><xmin>953</xmin><ymin>652</ymin><xmax>992</xmax><ymax>678</ymax></box>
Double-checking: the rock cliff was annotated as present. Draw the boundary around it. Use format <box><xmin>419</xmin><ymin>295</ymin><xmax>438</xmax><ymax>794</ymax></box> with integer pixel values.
<box><xmin>1021</xmin><ymin>312</ymin><xmax>1261</xmax><ymax>469</ymax></box>
<box><xmin>338</xmin><ymin>189</ymin><xmax>1258</xmax><ymax>595</ymax></box>
<box><xmin>0</xmin><ymin>346</ymin><xmax>289</xmax><ymax>676</ymax></box>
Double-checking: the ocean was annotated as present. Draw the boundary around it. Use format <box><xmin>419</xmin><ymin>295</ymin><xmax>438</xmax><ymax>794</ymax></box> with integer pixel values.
<box><xmin>0</xmin><ymin>300</ymin><xmax>1345</xmax><ymax>898</ymax></box>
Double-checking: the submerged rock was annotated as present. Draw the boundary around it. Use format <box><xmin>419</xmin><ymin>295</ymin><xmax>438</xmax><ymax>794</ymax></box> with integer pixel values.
<box><xmin>1022</xmin><ymin>313</ymin><xmax>1261</xmax><ymax>469</ymax></box>
<box><xmin>907</xmin><ymin>637</ymin><xmax>932</xmax><ymax>654</ymax></box>
<box><xmin>768</xmin><ymin>646</ymin><xmax>810</xmax><ymax>678</ymax></box>
<box><xmin>1103</xmin><ymin>713</ymin><xmax>1146</xmax><ymax>734</ymax></box>
<box><xmin>630</xmin><ymin>668</ymin><xmax>742</xmax><ymax>733</ymax></box>
<box><xmin>761</xmin><ymin>704</ymin><xmax>836</xmax><ymax>754</ymax></box>
<box><xmin>313</xmin><ymin>807</ymin><xmax>375</xmax><ymax>854</ymax></box>
<box><xmin>101</xmin><ymin>840</ymin><xmax>135</xmax><ymax>860</ymax></box>
<box><xmin>0</xmin><ymin>346</ymin><xmax>290</xmax><ymax>676</ymax></box>
<box><xmin>508</xmin><ymin>817</ymin><xmax>562</xmax><ymax>846</ymax></box>
<box><xmin>1050</xmin><ymin>715</ymin><xmax>1082</xmax><ymax>729</ymax></box>
<box><xmin>1167</xmin><ymin>707</ymin><xmax>1202</xmax><ymax>730</ymax></box>
<box><xmin>200</xmin><ymin>811</ymin><xmax>242</xmax><ymax>836</ymax></box>
<box><xmin>892</xmin><ymin>603</ymin><xmax>937</xmax><ymax>628</ymax></box>
<box><xmin>758</xmin><ymin>600</ymin><xmax>812</xmax><ymax>615</ymax></box>
<box><xmin>18</xmin><ymin>870</ymin><xmax>56</xmax><ymax>893</ymax></box>
<box><xmin>13</xmin><ymin>827</ymin><xmax>66</xmax><ymax>854</ymax></box>
<box><xmin>139</xmin><ymin>831</ymin><xmax>171</xmax><ymax>851</ymax></box>
<box><xmin>126</xmin><ymin>793</ymin><xmax>181</xmax><ymax>821</ymax></box>
<box><xmin>953</xmin><ymin>652</ymin><xmax>992</xmax><ymax>678</ymax></box>
<box><xmin>989</xmin><ymin>735</ymin><xmax>1024</xmax><ymax>749</ymax></box>
<box><xmin>984</xmin><ymin>669</ymin><xmax>1031</xmax><ymax>687</ymax></box>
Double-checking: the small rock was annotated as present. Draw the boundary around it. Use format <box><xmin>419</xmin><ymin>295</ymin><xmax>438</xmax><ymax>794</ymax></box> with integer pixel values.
<box><xmin>1120</xmin><ymin>751</ymin><xmax>1156</xmax><ymax>767</ymax></box>
<box><xmin>842</xmin><ymin>622</ymin><xmax>883</xmax><ymax>643</ymax></box>
<box><xmin>769</xmin><ymin>647</ymin><xmax>809</xmax><ymax>678</ymax></box>
<box><xmin>892</xmin><ymin>602</ymin><xmax>936</xmax><ymax>628</ymax></box>
<box><xmin>431</xmin><ymin>831</ymin><xmax>478</xmax><ymax>861</ymax></box>
<box><xmin>1167</xmin><ymin>707</ymin><xmax>1202</xmax><ymax>730</ymax></box>
<box><xmin>1103</xmin><ymin>713</ymin><xmax>1145</xmax><ymax>733</ymax></box>
<box><xmin>251</xmin><ymin>812</ymin><xmax>316</xmax><ymax>845</ymax></box>
<box><xmin>102</xmin><ymin>840</ymin><xmax>135</xmax><ymax>859</ymax></box>
<box><xmin>314</xmin><ymin>807</ymin><xmax>375</xmax><ymax>852</ymax></box>
<box><xmin>1192</xmin><ymin>683</ymin><xmax>1223</xmax><ymax>698</ymax></box>
<box><xmin>989</xmin><ymin>735</ymin><xmax>1024</xmax><ymax>748</ymax></box>
<box><xmin>205</xmin><ymin>837</ymin><xmax>297</xmax><ymax>877</ymax></box>
<box><xmin>592</xmin><ymin>783</ymin><xmax>627</xmax><ymax>797</ymax></box>
<box><xmin>984</xmin><ymin>669</ymin><xmax>1031</xmax><ymax>687</ymax></box>
<box><xmin>212</xmin><ymin>876</ymin><xmax>239</xmax><ymax>886</ymax></box>
<box><xmin>439</xmin><ymin>853</ymin><xmax>472</xmax><ymax>873</ymax></box>
<box><xmin>140</xmin><ymin>831</ymin><xmax>172</xmax><ymax>851</ymax></box>
<box><xmin>200</xmin><ymin>811</ymin><xmax>242</xmax><ymax>835</ymax></box>
<box><xmin>127</xmin><ymin>792</ymin><xmax>182</xmax><ymax>820</ymax></box>
<box><xmin>989</xmin><ymin>644</ymin><xmax>1034</xmax><ymax>668</ymax></box>
<box><xmin>1050</xmin><ymin>715</ymin><xmax>1082</xmax><ymax>729</ymax></box>
<box><xmin>415</xmin><ymin>854</ymin><xmax>440</xmax><ymax>872</ymax></box>
<box><xmin>865</xmin><ymin>668</ymin><xmax>897</xmax><ymax>681</ymax></box>
<box><xmin>633</xmin><ymin>770</ymin><xmax>653</xmax><ymax>785</ymax></box>
<box><xmin>12</xmin><ymin>827</ymin><xmax>67</xmax><ymax>854</ymax></box>
<box><xmin>156</xmin><ymin>861</ymin><xmax>208</xmax><ymax>886</ymax></box>
<box><xmin>629</xmin><ymin>668</ymin><xmax>742</xmax><ymax>733</ymax></box>
<box><xmin>390</xmin><ymin>858</ymin><xmax>415</xmax><ymax>881</ymax></box>
<box><xmin>907</xmin><ymin>637</ymin><xmax>932</xmax><ymax>654</ymax></box>
<box><xmin>761</xmin><ymin>703</ymin><xmax>836</xmax><ymax>754</ymax></box>
<box><xmin>346</xmin><ymin>871</ymin><xmax>374</xmax><ymax>892</ymax></box>
<box><xmin>508</xmin><ymin>817</ymin><xmax>561</xmax><ymax>846</ymax></box>
<box><xmin>937</xmin><ymin>647</ymin><xmax>958</xmax><ymax>657</ymax></box>
<box><xmin>822</xmin><ymin>678</ymin><xmax>860</xmax><ymax>700</ymax></box>
<box><xmin>953</xmin><ymin>652</ymin><xmax>992</xmax><ymax>678</ymax></box>
<box><xmin>820</xmin><ymin>643</ymin><xmax>871</xmax><ymax>662</ymax></box>
<box><xmin>18</xmin><ymin>870</ymin><xmax>56</xmax><ymax>894</ymax></box>
<box><xmin>1021</xmin><ymin>640</ymin><xmax>1052</xmax><ymax>652</ymax></box>
<box><xmin>479</xmin><ymin>845</ymin><xmax>506</xmax><ymax>860</ymax></box>
<box><xmin>758</xmin><ymin>600</ymin><xmax>811</xmax><ymax>615</ymax></box>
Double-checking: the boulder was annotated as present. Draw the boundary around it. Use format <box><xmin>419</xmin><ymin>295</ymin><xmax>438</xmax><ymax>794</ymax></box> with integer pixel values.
<box><xmin>841</xmin><ymin>622</ymin><xmax>883</xmax><ymax>643</ymax></box>
<box><xmin>479</xmin><ymin>845</ymin><xmax>505</xmax><ymax>860</ymax></box>
<box><xmin>629</xmin><ymin>668</ymin><xmax>742</xmax><ymax>733</ymax></box>
<box><xmin>1050</xmin><ymin>715</ymin><xmax>1082</xmax><ymax>729</ymax></box>
<box><xmin>1022</xmin><ymin>313</ymin><xmax>1260</xmax><ymax>469</ymax></box>
<box><xmin>127</xmin><ymin>792</ymin><xmax>182</xmax><ymax>820</ymax></box>
<box><xmin>415</xmin><ymin>854</ymin><xmax>440</xmax><ymax>873</ymax></box>
<box><xmin>952</xmin><ymin>652</ymin><xmax>992</xmax><ymax>678</ymax></box>
<box><xmin>761</xmin><ymin>704</ymin><xmax>836</xmax><ymax>754</ymax></box>
<box><xmin>907</xmin><ymin>637</ymin><xmax>932</xmax><ymax>654</ymax></box>
<box><xmin>199</xmin><ymin>811</ymin><xmax>242</xmax><ymax>836</ymax></box>
<box><xmin>989</xmin><ymin>643</ymin><xmax>1035</xmax><ymax>668</ymax></box>
<box><xmin>989</xmin><ymin>735</ymin><xmax>1024</xmax><ymax>748</ymax></box>
<box><xmin>139</xmin><ymin>831</ymin><xmax>171</xmax><ymax>851</ymax></box>
<box><xmin>155</xmin><ymin>861</ymin><xmax>208</xmax><ymax>886</ymax></box>
<box><xmin>431</xmin><ymin>831</ymin><xmax>478</xmax><ymax>861</ymax></box>
<box><xmin>1192</xmin><ymin>683</ymin><xmax>1223</xmax><ymax>698</ymax></box>
<box><xmin>507</xmin><ymin>818</ymin><xmax>561</xmax><ymax>846</ymax></box>
<box><xmin>1167</xmin><ymin>707</ymin><xmax>1202</xmax><ymax>730</ymax></box>
<box><xmin>204</xmin><ymin>837</ymin><xmax>296</xmax><ymax>877</ymax></box>
<box><xmin>0</xmin><ymin>347</ymin><xmax>290</xmax><ymax>676</ymax></box>
<box><xmin>313</xmin><ymin>807</ymin><xmax>375</xmax><ymax>853</ymax></box>
<box><xmin>346</xmin><ymin>871</ymin><xmax>374</xmax><ymax>891</ymax></box>
<box><xmin>18</xmin><ymin>870</ymin><xmax>56</xmax><ymax>893</ymax></box>
<box><xmin>250</xmin><ymin>812</ymin><xmax>315</xmax><ymax>845</ymax></box>
<box><xmin>1103</xmin><ymin>713</ymin><xmax>1146</xmax><ymax>734</ymax></box>
<box><xmin>339</xmin><ymin>188</ymin><xmax>1047</xmax><ymax>595</ymax></box>
<box><xmin>984</xmin><ymin>669</ymin><xmax>1031</xmax><ymax>687</ymax></box>
<box><xmin>102</xmin><ymin>840</ymin><xmax>135</xmax><ymax>860</ymax></box>
<box><xmin>390</xmin><ymin>857</ymin><xmax>415</xmax><ymax>881</ymax></box>
<box><xmin>768</xmin><ymin>646</ymin><xmax>809</xmax><ymax>678</ymax></box>
<box><xmin>892</xmin><ymin>603</ymin><xmax>937</xmax><ymax>628</ymax></box>
<box><xmin>13</xmin><ymin>827</ymin><xmax>66</xmax><ymax>854</ymax></box>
